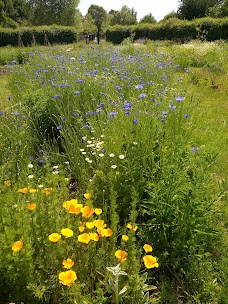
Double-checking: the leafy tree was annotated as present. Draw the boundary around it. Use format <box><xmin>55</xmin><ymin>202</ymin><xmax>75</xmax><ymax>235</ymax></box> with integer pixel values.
<box><xmin>0</xmin><ymin>0</ymin><xmax>29</xmax><ymax>27</ymax></box>
<box><xmin>27</xmin><ymin>0</ymin><xmax>80</xmax><ymax>25</ymax></box>
<box><xmin>160</xmin><ymin>11</ymin><xmax>178</xmax><ymax>22</ymax></box>
<box><xmin>208</xmin><ymin>0</ymin><xmax>228</xmax><ymax>17</ymax></box>
<box><xmin>83</xmin><ymin>13</ymin><xmax>97</xmax><ymax>34</ymax></box>
<box><xmin>139</xmin><ymin>13</ymin><xmax>156</xmax><ymax>24</ymax></box>
<box><xmin>178</xmin><ymin>0</ymin><xmax>221</xmax><ymax>19</ymax></box>
<box><xmin>110</xmin><ymin>5</ymin><xmax>137</xmax><ymax>26</ymax></box>
<box><xmin>87</xmin><ymin>4</ymin><xmax>106</xmax><ymax>32</ymax></box>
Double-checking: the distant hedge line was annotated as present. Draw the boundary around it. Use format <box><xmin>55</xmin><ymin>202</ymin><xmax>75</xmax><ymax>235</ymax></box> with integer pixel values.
<box><xmin>0</xmin><ymin>25</ymin><xmax>78</xmax><ymax>47</ymax></box>
<box><xmin>106</xmin><ymin>17</ymin><xmax>228</xmax><ymax>44</ymax></box>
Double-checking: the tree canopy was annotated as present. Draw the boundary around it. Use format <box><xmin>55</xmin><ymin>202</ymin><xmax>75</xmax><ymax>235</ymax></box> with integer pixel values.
<box><xmin>87</xmin><ymin>4</ymin><xmax>107</xmax><ymax>32</ymax></box>
<box><xmin>110</xmin><ymin>5</ymin><xmax>137</xmax><ymax>26</ymax></box>
<box><xmin>178</xmin><ymin>0</ymin><xmax>222</xmax><ymax>19</ymax></box>
<box><xmin>27</xmin><ymin>0</ymin><xmax>80</xmax><ymax>26</ymax></box>
<box><xmin>139</xmin><ymin>13</ymin><xmax>156</xmax><ymax>24</ymax></box>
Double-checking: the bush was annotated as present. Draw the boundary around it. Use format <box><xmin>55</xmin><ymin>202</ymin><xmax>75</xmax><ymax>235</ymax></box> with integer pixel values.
<box><xmin>0</xmin><ymin>26</ymin><xmax>78</xmax><ymax>47</ymax></box>
<box><xmin>106</xmin><ymin>17</ymin><xmax>228</xmax><ymax>43</ymax></box>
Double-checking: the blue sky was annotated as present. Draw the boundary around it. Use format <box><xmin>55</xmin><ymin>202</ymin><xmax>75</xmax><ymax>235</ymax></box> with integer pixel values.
<box><xmin>78</xmin><ymin>0</ymin><xmax>180</xmax><ymax>22</ymax></box>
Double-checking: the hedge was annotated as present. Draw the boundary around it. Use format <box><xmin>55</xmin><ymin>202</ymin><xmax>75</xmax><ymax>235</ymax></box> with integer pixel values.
<box><xmin>106</xmin><ymin>17</ymin><xmax>228</xmax><ymax>44</ymax></box>
<box><xmin>0</xmin><ymin>25</ymin><xmax>78</xmax><ymax>47</ymax></box>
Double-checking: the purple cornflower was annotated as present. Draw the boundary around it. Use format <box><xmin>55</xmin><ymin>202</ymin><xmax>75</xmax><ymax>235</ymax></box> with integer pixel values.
<box><xmin>184</xmin><ymin>114</ymin><xmax>189</xmax><ymax>118</ymax></box>
<box><xmin>133</xmin><ymin>119</ymin><xmax>138</xmax><ymax>124</ymax></box>
<box><xmin>57</xmin><ymin>125</ymin><xmax>63</xmax><ymax>130</ymax></box>
<box><xmin>73</xmin><ymin>113</ymin><xmax>79</xmax><ymax>117</ymax></box>
<box><xmin>135</xmin><ymin>84</ymin><xmax>143</xmax><ymax>90</ymax></box>
<box><xmin>169</xmin><ymin>104</ymin><xmax>176</xmax><ymax>109</ymax></box>
<box><xmin>29</xmin><ymin>156</ymin><xmax>34</xmax><ymax>161</ymax></box>
<box><xmin>109</xmin><ymin>112</ymin><xmax>116</xmax><ymax>116</ymax></box>
<box><xmin>176</xmin><ymin>96</ymin><xmax>185</xmax><ymax>102</ymax></box>
<box><xmin>74</xmin><ymin>90</ymin><xmax>80</xmax><ymax>95</ymax></box>
<box><xmin>191</xmin><ymin>146</ymin><xmax>200</xmax><ymax>153</ymax></box>
<box><xmin>54</xmin><ymin>94</ymin><xmax>60</xmax><ymax>99</ymax></box>
<box><xmin>138</xmin><ymin>93</ymin><xmax>146</xmax><ymax>99</ymax></box>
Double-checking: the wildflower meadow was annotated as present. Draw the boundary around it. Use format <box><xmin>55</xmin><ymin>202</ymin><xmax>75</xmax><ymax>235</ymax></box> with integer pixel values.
<box><xmin>0</xmin><ymin>40</ymin><xmax>227</xmax><ymax>304</ymax></box>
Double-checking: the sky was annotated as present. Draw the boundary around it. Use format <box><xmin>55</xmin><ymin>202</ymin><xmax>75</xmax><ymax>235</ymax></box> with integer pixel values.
<box><xmin>78</xmin><ymin>0</ymin><xmax>180</xmax><ymax>22</ymax></box>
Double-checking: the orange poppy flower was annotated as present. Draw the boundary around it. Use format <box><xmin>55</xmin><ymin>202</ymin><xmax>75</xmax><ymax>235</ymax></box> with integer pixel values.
<box><xmin>27</xmin><ymin>203</ymin><xmax>37</xmax><ymax>210</ymax></box>
<box><xmin>81</xmin><ymin>206</ymin><xmax>94</xmax><ymax>218</ymax></box>
<box><xmin>143</xmin><ymin>255</ymin><xmax>159</xmax><ymax>269</ymax></box>
<box><xmin>143</xmin><ymin>244</ymin><xmax>153</xmax><ymax>253</ymax></box>
<box><xmin>115</xmin><ymin>250</ymin><xmax>127</xmax><ymax>263</ymax></box>
<box><xmin>4</xmin><ymin>180</ymin><xmax>11</xmax><ymax>186</ymax></box>
<box><xmin>12</xmin><ymin>241</ymin><xmax>23</xmax><ymax>252</ymax></box>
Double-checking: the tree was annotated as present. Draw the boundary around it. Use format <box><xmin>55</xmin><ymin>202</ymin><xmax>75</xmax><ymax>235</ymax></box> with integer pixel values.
<box><xmin>160</xmin><ymin>11</ymin><xmax>178</xmax><ymax>22</ymax></box>
<box><xmin>83</xmin><ymin>13</ymin><xmax>97</xmax><ymax>34</ymax></box>
<box><xmin>110</xmin><ymin>5</ymin><xmax>137</xmax><ymax>26</ymax></box>
<box><xmin>27</xmin><ymin>0</ymin><xmax>80</xmax><ymax>25</ymax></box>
<box><xmin>87</xmin><ymin>4</ymin><xmax>106</xmax><ymax>32</ymax></box>
<box><xmin>208</xmin><ymin>0</ymin><xmax>228</xmax><ymax>17</ymax></box>
<box><xmin>139</xmin><ymin>13</ymin><xmax>156</xmax><ymax>24</ymax></box>
<box><xmin>0</xmin><ymin>0</ymin><xmax>30</xmax><ymax>27</ymax></box>
<box><xmin>178</xmin><ymin>0</ymin><xmax>221</xmax><ymax>19</ymax></box>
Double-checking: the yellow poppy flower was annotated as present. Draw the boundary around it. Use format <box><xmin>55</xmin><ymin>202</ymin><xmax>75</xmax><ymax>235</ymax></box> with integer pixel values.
<box><xmin>61</xmin><ymin>228</ymin><xmax>73</xmax><ymax>238</ymax></box>
<box><xmin>86</xmin><ymin>221</ymin><xmax>95</xmax><ymax>229</ymax></box>
<box><xmin>94</xmin><ymin>219</ymin><xmax>106</xmax><ymax>229</ymax></box>
<box><xmin>78</xmin><ymin>226</ymin><xmax>85</xmax><ymax>232</ymax></box>
<box><xmin>81</xmin><ymin>206</ymin><xmax>94</xmax><ymax>218</ymax></box>
<box><xmin>48</xmin><ymin>233</ymin><xmax>61</xmax><ymax>243</ymax></box>
<box><xmin>29</xmin><ymin>188</ymin><xmax>38</xmax><ymax>194</ymax></box>
<box><xmin>62</xmin><ymin>258</ymin><xmax>74</xmax><ymax>269</ymax></box>
<box><xmin>42</xmin><ymin>188</ymin><xmax>52</xmax><ymax>195</ymax></box>
<box><xmin>143</xmin><ymin>255</ymin><xmax>159</xmax><ymax>269</ymax></box>
<box><xmin>4</xmin><ymin>180</ymin><xmax>11</xmax><ymax>186</ymax></box>
<box><xmin>84</xmin><ymin>192</ymin><xmax>92</xmax><ymax>199</ymax></box>
<box><xmin>127</xmin><ymin>223</ymin><xmax>138</xmax><ymax>231</ymax></box>
<box><xmin>27</xmin><ymin>203</ymin><xmax>37</xmax><ymax>210</ymax></box>
<box><xmin>59</xmin><ymin>270</ymin><xmax>77</xmax><ymax>286</ymax></box>
<box><xmin>12</xmin><ymin>241</ymin><xmax>23</xmax><ymax>252</ymax></box>
<box><xmin>63</xmin><ymin>199</ymin><xmax>83</xmax><ymax>215</ymax></box>
<box><xmin>143</xmin><ymin>244</ymin><xmax>153</xmax><ymax>253</ymax></box>
<box><xmin>115</xmin><ymin>250</ymin><xmax>127</xmax><ymax>263</ymax></box>
<box><xmin>122</xmin><ymin>235</ymin><xmax>129</xmax><ymax>241</ymax></box>
<box><xmin>94</xmin><ymin>208</ymin><xmax>102</xmax><ymax>215</ymax></box>
<box><xmin>89</xmin><ymin>232</ymin><xmax>99</xmax><ymax>241</ymax></box>
<box><xmin>78</xmin><ymin>233</ymin><xmax>91</xmax><ymax>244</ymax></box>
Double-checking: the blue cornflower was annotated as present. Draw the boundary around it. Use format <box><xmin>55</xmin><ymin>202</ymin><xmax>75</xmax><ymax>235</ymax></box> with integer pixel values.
<box><xmin>191</xmin><ymin>146</ymin><xmax>200</xmax><ymax>153</ymax></box>
<box><xmin>109</xmin><ymin>112</ymin><xmax>116</xmax><ymax>116</ymax></box>
<box><xmin>139</xmin><ymin>93</ymin><xmax>146</xmax><ymax>99</ymax></box>
<box><xmin>54</xmin><ymin>94</ymin><xmax>60</xmax><ymax>99</ymax></box>
<box><xmin>133</xmin><ymin>119</ymin><xmax>138</xmax><ymax>124</ymax></box>
<box><xmin>73</xmin><ymin>113</ymin><xmax>79</xmax><ymax>117</ymax></box>
<box><xmin>135</xmin><ymin>84</ymin><xmax>143</xmax><ymax>90</ymax></box>
<box><xmin>176</xmin><ymin>96</ymin><xmax>185</xmax><ymax>102</ymax></box>
<box><xmin>74</xmin><ymin>90</ymin><xmax>80</xmax><ymax>95</ymax></box>
<box><xmin>57</xmin><ymin>125</ymin><xmax>63</xmax><ymax>130</ymax></box>
<box><xmin>184</xmin><ymin>114</ymin><xmax>189</xmax><ymax>118</ymax></box>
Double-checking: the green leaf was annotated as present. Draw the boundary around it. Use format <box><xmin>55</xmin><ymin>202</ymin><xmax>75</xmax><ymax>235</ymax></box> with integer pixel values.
<box><xmin>119</xmin><ymin>285</ymin><xmax>127</xmax><ymax>295</ymax></box>
<box><xmin>140</xmin><ymin>291</ymin><xmax>149</xmax><ymax>304</ymax></box>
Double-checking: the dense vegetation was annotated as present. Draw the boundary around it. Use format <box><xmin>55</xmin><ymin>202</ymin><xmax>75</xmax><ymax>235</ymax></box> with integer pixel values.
<box><xmin>0</xmin><ymin>40</ymin><xmax>227</xmax><ymax>303</ymax></box>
